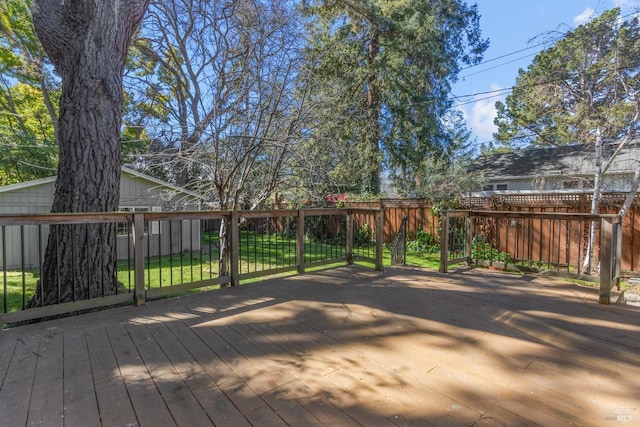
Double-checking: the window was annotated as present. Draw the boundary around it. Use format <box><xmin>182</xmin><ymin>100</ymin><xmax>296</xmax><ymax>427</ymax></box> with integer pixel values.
<box><xmin>563</xmin><ymin>179</ymin><xmax>593</xmax><ymax>190</ymax></box>
<box><xmin>563</xmin><ymin>180</ymin><xmax>579</xmax><ymax>189</ymax></box>
<box><xmin>117</xmin><ymin>207</ymin><xmax>158</xmax><ymax>235</ymax></box>
<box><xmin>117</xmin><ymin>207</ymin><xmax>134</xmax><ymax>235</ymax></box>
<box><xmin>483</xmin><ymin>183</ymin><xmax>508</xmax><ymax>191</ymax></box>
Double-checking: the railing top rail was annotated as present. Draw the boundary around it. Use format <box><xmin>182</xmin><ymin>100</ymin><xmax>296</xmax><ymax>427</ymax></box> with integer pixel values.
<box><xmin>233</xmin><ymin>209</ymin><xmax>299</xmax><ymax>218</ymax></box>
<box><xmin>223</xmin><ymin>208</ymin><xmax>380</xmax><ymax>218</ymax></box>
<box><xmin>0</xmin><ymin>212</ymin><xmax>134</xmax><ymax>226</ymax></box>
<box><xmin>143</xmin><ymin>210</ymin><xmax>230</xmax><ymax>221</ymax></box>
<box><xmin>0</xmin><ymin>207</ymin><xmax>383</xmax><ymax>227</ymax></box>
<box><xmin>443</xmin><ymin>209</ymin><xmax>621</xmax><ymax>222</ymax></box>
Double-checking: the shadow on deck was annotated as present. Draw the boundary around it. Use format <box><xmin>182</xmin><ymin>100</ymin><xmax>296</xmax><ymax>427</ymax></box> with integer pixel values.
<box><xmin>1</xmin><ymin>265</ymin><xmax>639</xmax><ymax>426</ymax></box>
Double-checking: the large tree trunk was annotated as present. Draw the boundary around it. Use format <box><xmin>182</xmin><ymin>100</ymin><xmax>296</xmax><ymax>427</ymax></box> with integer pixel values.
<box><xmin>29</xmin><ymin>0</ymin><xmax>149</xmax><ymax>306</ymax></box>
<box><xmin>363</xmin><ymin>28</ymin><xmax>381</xmax><ymax>194</ymax></box>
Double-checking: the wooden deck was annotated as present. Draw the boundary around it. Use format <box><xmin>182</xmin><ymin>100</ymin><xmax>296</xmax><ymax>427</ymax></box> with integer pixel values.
<box><xmin>1</xmin><ymin>266</ymin><xmax>639</xmax><ymax>426</ymax></box>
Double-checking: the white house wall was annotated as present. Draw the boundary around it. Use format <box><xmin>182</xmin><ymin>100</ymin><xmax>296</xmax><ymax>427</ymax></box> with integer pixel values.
<box><xmin>116</xmin><ymin>218</ymin><xmax>202</xmax><ymax>260</ymax></box>
<box><xmin>118</xmin><ymin>173</ymin><xmax>200</xmax><ymax>210</ymax></box>
<box><xmin>485</xmin><ymin>173</ymin><xmax>637</xmax><ymax>193</ymax></box>
<box><xmin>1</xmin><ymin>171</ymin><xmax>202</xmax><ymax>269</ymax></box>
<box><xmin>119</xmin><ymin>174</ymin><xmax>183</xmax><ymax>209</ymax></box>
<box><xmin>0</xmin><ymin>181</ymin><xmax>55</xmax><ymax>215</ymax></box>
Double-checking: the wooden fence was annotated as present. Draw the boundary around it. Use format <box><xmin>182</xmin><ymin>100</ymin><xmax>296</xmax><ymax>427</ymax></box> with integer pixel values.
<box><xmin>438</xmin><ymin>210</ymin><xmax>623</xmax><ymax>304</ymax></box>
<box><xmin>348</xmin><ymin>193</ymin><xmax>640</xmax><ymax>273</ymax></box>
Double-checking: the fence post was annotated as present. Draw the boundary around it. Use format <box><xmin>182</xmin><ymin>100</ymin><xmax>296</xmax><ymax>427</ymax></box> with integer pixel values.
<box><xmin>375</xmin><ymin>209</ymin><xmax>384</xmax><ymax>272</ymax></box>
<box><xmin>230</xmin><ymin>211</ymin><xmax>240</xmax><ymax>287</ymax></box>
<box><xmin>346</xmin><ymin>210</ymin><xmax>354</xmax><ymax>265</ymax></box>
<box><xmin>439</xmin><ymin>211</ymin><xmax>449</xmax><ymax>273</ymax></box>
<box><xmin>599</xmin><ymin>216</ymin><xmax>617</xmax><ymax>304</ymax></box>
<box><xmin>297</xmin><ymin>210</ymin><xmax>306</xmax><ymax>274</ymax></box>
<box><xmin>132</xmin><ymin>213</ymin><xmax>146</xmax><ymax>306</ymax></box>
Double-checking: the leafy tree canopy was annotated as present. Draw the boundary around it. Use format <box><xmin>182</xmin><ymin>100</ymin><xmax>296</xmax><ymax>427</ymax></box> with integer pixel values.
<box><xmin>0</xmin><ymin>0</ymin><xmax>59</xmax><ymax>184</ymax></box>
<box><xmin>493</xmin><ymin>8</ymin><xmax>640</xmax><ymax>221</ymax></box>
<box><xmin>494</xmin><ymin>8</ymin><xmax>640</xmax><ymax>148</ymax></box>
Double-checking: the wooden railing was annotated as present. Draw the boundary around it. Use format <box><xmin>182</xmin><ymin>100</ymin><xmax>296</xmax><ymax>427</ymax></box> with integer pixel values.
<box><xmin>1</xmin><ymin>208</ymin><xmax>383</xmax><ymax>325</ymax></box>
<box><xmin>439</xmin><ymin>210</ymin><xmax>623</xmax><ymax>304</ymax></box>
<box><xmin>347</xmin><ymin>195</ymin><xmax>640</xmax><ymax>273</ymax></box>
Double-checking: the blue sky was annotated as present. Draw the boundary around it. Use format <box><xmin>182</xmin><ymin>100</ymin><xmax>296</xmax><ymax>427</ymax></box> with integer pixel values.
<box><xmin>452</xmin><ymin>0</ymin><xmax>640</xmax><ymax>147</ymax></box>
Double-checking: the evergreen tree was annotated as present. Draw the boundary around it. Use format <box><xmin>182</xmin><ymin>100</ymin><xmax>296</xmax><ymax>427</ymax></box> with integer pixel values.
<box><xmin>302</xmin><ymin>0</ymin><xmax>487</xmax><ymax>195</ymax></box>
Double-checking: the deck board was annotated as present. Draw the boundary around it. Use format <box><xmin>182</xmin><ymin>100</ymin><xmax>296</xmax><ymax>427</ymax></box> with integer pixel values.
<box><xmin>107</xmin><ymin>322</ymin><xmax>177</xmax><ymax>427</ymax></box>
<box><xmin>27</xmin><ymin>327</ymin><xmax>64</xmax><ymax>427</ymax></box>
<box><xmin>62</xmin><ymin>328</ymin><xmax>102</xmax><ymax>427</ymax></box>
<box><xmin>85</xmin><ymin>325</ymin><xmax>138</xmax><ymax>427</ymax></box>
<box><xmin>1</xmin><ymin>265</ymin><xmax>640</xmax><ymax>426</ymax></box>
<box><xmin>0</xmin><ymin>332</ymin><xmax>39</xmax><ymax>426</ymax></box>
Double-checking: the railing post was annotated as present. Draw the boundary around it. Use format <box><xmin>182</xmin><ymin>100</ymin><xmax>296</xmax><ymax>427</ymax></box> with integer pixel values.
<box><xmin>297</xmin><ymin>210</ymin><xmax>306</xmax><ymax>274</ymax></box>
<box><xmin>346</xmin><ymin>210</ymin><xmax>354</xmax><ymax>265</ymax></box>
<box><xmin>439</xmin><ymin>211</ymin><xmax>449</xmax><ymax>273</ymax></box>
<box><xmin>599</xmin><ymin>216</ymin><xmax>615</xmax><ymax>304</ymax></box>
<box><xmin>230</xmin><ymin>211</ymin><xmax>240</xmax><ymax>287</ymax></box>
<box><xmin>402</xmin><ymin>215</ymin><xmax>408</xmax><ymax>266</ymax></box>
<box><xmin>132</xmin><ymin>213</ymin><xmax>146</xmax><ymax>306</ymax></box>
<box><xmin>375</xmin><ymin>209</ymin><xmax>384</xmax><ymax>272</ymax></box>
<box><xmin>615</xmin><ymin>218</ymin><xmax>622</xmax><ymax>285</ymax></box>
<box><xmin>465</xmin><ymin>214</ymin><xmax>473</xmax><ymax>265</ymax></box>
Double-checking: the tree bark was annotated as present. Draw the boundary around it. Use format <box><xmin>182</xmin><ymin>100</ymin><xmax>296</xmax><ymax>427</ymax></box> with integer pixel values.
<box><xmin>363</xmin><ymin>28</ymin><xmax>381</xmax><ymax>194</ymax></box>
<box><xmin>29</xmin><ymin>0</ymin><xmax>149</xmax><ymax>306</ymax></box>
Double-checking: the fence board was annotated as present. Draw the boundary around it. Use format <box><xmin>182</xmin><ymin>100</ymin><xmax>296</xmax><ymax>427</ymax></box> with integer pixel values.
<box><xmin>369</xmin><ymin>194</ymin><xmax>640</xmax><ymax>272</ymax></box>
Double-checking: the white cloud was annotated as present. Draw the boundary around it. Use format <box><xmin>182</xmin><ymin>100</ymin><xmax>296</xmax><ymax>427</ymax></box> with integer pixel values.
<box><xmin>463</xmin><ymin>84</ymin><xmax>503</xmax><ymax>141</ymax></box>
<box><xmin>574</xmin><ymin>8</ymin><xmax>596</xmax><ymax>26</ymax></box>
<box><xmin>469</xmin><ymin>101</ymin><xmax>498</xmax><ymax>141</ymax></box>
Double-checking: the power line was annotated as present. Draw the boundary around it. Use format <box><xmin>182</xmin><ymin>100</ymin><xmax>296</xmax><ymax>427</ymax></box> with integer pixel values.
<box><xmin>459</xmin><ymin>52</ymin><xmax>537</xmax><ymax>80</ymax></box>
<box><xmin>451</xmin><ymin>54</ymin><xmax>640</xmax><ymax>109</ymax></box>
<box><xmin>454</xmin><ymin>9</ymin><xmax>640</xmax><ymax>98</ymax></box>
<box><xmin>464</xmin><ymin>9</ymin><xmax>640</xmax><ymax>73</ymax></box>
<box><xmin>453</xmin><ymin>87</ymin><xmax>513</xmax><ymax>101</ymax></box>
<box><xmin>459</xmin><ymin>41</ymin><xmax>547</xmax><ymax>72</ymax></box>
<box><xmin>451</xmin><ymin>90</ymin><xmax>511</xmax><ymax>108</ymax></box>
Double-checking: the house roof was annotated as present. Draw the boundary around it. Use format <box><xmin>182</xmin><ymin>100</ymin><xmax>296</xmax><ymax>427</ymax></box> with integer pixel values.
<box><xmin>0</xmin><ymin>166</ymin><xmax>203</xmax><ymax>199</ymax></box>
<box><xmin>0</xmin><ymin>175</ymin><xmax>56</xmax><ymax>194</ymax></box>
<box><xmin>468</xmin><ymin>141</ymin><xmax>640</xmax><ymax>180</ymax></box>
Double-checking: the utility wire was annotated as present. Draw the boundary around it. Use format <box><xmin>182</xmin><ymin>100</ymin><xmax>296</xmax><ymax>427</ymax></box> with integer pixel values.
<box><xmin>454</xmin><ymin>9</ymin><xmax>640</xmax><ymax>96</ymax></box>
<box><xmin>451</xmin><ymin>58</ymin><xmax>640</xmax><ymax>109</ymax></box>
<box><xmin>459</xmin><ymin>42</ymin><xmax>547</xmax><ymax>72</ymax></box>
<box><xmin>459</xmin><ymin>52</ymin><xmax>537</xmax><ymax>80</ymax></box>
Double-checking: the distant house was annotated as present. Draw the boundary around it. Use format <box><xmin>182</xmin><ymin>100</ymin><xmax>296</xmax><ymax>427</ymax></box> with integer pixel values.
<box><xmin>468</xmin><ymin>142</ymin><xmax>640</xmax><ymax>194</ymax></box>
<box><xmin>0</xmin><ymin>166</ymin><xmax>202</xmax><ymax>214</ymax></box>
<box><xmin>0</xmin><ymin>167</ymin><xmax>204</xmax><ymax>269</ymax></box>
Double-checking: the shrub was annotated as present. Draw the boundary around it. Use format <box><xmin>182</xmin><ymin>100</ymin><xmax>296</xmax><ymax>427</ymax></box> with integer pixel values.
<box><xmin>471</xmin><ymin>237</ymin><xmax>512</xmax><ymax>264</ymax></box>
<box><xmin>407</xmin><ymin>230</ymin><xmax>440</xmax><ymax>254</ymax></box>
<box><xmin>354</xmin><ymin>223</ymin><xmax>373</xmax><ymax>247</ymax></box>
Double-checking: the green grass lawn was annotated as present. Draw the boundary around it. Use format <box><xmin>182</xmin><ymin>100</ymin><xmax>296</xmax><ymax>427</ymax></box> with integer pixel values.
<box><xmin>3</xmin><ymin>243</ymin><xmax>446</xmax><ymax>314</ymax></box>
<box><xmin>2</xmin><ymin>231</ymin><xmax>381</xmax><ymax>313</ymax></box>
<box><xmin>3</xmin><ymin>230</ymin><xmax>452</xmax><ymax>314</ymax></box>
<box><xmin>2</xmin><ymin>270</ymin><xmax>37</xmax><ymax>313</ymax></box>
<box><xmin>403</xmin><ymin>252</ymin><xmax>442</xmax><ymax>269</ymax></box>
